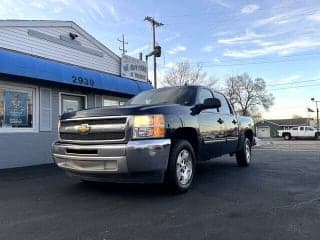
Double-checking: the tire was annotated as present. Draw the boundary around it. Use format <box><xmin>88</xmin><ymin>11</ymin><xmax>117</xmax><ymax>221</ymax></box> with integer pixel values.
<box><xmin>165</xmin><ymin>139</ymin><xmax>196</xmax><ymax>193</ymax></box>
<box><xmin>283</xmin><ymin>134</ymin><xmax>291</xmax><ymax>140</ymax></box>
<box><xmin>236</xmin><ymin>138</ymin><xmax>251</xmax><ymax>167</ymax></box>
<box><xmin>315</xmin><ymin>133</ymin><xmax>319</xmax><ymax>140</ymax></box>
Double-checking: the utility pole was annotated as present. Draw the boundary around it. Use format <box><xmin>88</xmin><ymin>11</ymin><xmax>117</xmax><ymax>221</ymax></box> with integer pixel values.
<box><xmin>311</xmin><ymin>98</ymin><xmax>320</xmax><ymax>133</ymax></box>
<box><xmin>118</xmin><ymin>34</ymin><xmax>128</xmax><ymax>55</ymax></box>
<box><xmin>144</xmin><ymin>16</ymin><xmax>164</xmax><ymax>89</ymax></box>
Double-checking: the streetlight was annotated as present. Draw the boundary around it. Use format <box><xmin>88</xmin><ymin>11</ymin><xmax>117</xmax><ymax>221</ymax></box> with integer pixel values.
<box><xmin>311</xmin><ymin>97</ymin><xmax>319</xmax><ymax>133</ymax></box>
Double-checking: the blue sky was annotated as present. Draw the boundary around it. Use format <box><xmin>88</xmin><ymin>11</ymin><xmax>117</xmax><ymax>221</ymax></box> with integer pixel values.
<box><xmin>1</xmin><ymin>0</ymin><xmax>320</xmax><ymax>119</ymax></box>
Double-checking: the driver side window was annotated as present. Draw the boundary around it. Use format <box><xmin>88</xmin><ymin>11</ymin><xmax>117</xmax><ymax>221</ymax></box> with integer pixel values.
<box><xmin>197</xmin><ymin>88</ymin><xmax>213</xmax><ymax>104</ymax></box>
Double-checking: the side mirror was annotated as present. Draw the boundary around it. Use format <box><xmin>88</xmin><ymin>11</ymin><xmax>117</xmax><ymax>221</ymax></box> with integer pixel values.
<box><xmin>203</xmin><ymin>97</ymin><xmax>221</xmax><ymax>109</ymax></box>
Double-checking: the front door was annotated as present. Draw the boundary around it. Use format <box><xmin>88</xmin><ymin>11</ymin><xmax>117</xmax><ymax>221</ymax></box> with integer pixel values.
<box><xmin>197</xmin><ymin>88</ymin><xmax>225</xmax><ymax>159</ymax></box>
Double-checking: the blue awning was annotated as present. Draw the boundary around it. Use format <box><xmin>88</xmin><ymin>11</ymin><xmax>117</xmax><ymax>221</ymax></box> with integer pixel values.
<box><xmin>0</xmin><ymin>48</ymin><xmax>152</xmax><ymax>95</ymax></box>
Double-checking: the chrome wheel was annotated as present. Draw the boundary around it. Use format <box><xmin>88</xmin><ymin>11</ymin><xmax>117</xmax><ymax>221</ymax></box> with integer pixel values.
<box><xmin>245</xmin><ymin>141</ymin><xmax>251</xmax><ymax>164</ymax></box>
<box><xmin>176</xmin><ymin>149</ymin><xmax>193</xmax><ymax>185</ymax></box>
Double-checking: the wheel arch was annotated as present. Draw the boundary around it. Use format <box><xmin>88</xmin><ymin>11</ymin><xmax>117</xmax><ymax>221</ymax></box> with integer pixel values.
<box><xmin>244</xmin><ymin>129</ymin><xmax>254</xmax><ymax>145</ymax></box>
<box><xmin>170</xmin><ymin>127</ymin><xmax>199</xmax><ymax>159</ymax></box>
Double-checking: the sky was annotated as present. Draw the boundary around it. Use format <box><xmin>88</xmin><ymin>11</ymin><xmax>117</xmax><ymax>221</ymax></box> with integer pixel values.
<box><xmin>1</xmin><ymin>0</ymin><xmax>320</xmax><ymax>119</ymax></box>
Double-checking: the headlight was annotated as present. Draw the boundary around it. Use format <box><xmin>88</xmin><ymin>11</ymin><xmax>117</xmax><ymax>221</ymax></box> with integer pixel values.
<box><xmin>133</xmin><ymin>115</ymin><xmax>165</xmax><ymax>139</ymax></box>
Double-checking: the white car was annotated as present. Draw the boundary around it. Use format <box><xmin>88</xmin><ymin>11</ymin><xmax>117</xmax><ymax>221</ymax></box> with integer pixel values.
<box><xmin>278</xmin><ymin>126</ymin><xmax>319</xmax><ymax>140</ymax></box>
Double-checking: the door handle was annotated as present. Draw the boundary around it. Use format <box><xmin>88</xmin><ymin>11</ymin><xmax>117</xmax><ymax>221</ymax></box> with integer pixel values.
<box><xmin>217</xmin><ymin>118</ymin><xmax>224</xmax><ymax>124</ymax></box>
<box><xmin>232</xmin><ymin>119</ymin><xmax>237</xmax><ymax>124</ymax></box>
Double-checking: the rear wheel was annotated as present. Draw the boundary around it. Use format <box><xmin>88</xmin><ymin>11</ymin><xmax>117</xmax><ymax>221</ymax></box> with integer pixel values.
<box><xmin>236</xmin><ymin>138</ymin><xmax>251</xmax><ymax>167</ymax></box>
<box><xmin>165</xmin><ymin>139</ymin><xmax>196</xmax><ymax>193</ymax></box>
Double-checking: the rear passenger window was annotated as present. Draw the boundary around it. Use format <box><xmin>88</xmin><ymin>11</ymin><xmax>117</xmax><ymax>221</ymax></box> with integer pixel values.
<box><xmin>299</xmin><ymin>127</ymin><xmax>304</xmax><ymax>131</ymax></box>
<box><xmin>214</xmin><ymin>92</ymin><xmax>232</xmax><ymax>114</ymax></box>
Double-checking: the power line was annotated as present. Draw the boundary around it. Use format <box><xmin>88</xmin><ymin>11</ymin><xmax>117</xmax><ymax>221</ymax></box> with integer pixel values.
<box><xmin>158</xmin><ymin>54</ymin><xmax>320</xmax><ymax>68</ymax></box>
<box><xmin>268</xmin><ymin>78</ymin><xmax>320</xmax><ymax>87</ymax></box>
<box><xmin>269</xmin><ymin>82</ymin><xmax>320</xmax><ymax>91</ymax></box>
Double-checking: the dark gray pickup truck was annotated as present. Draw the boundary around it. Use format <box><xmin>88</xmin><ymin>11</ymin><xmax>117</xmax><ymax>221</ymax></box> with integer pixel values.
<box><xmin>52</xmin><ymin>86</ymin><xmax>254</xmax><ymax>192</ymax></box>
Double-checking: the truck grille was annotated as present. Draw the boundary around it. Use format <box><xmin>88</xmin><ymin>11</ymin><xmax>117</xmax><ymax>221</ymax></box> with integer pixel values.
<box><xmin>59</xmin><ymin>117</ymin><xmax>129</xmax><ymax>144</ymax></box>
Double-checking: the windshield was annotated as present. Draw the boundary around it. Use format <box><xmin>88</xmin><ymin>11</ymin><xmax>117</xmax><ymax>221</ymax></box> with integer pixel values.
<box><xmin>126</xmin><ymin>87</ymin><xmax>196</xmax><ymax>106</ymax></box>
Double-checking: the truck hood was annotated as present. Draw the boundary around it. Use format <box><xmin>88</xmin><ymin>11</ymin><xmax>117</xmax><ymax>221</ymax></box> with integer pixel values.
<box><xmin>60</xmin><ymin>103</ymin><xmax>188</xmax><ymax>120</ymax></box>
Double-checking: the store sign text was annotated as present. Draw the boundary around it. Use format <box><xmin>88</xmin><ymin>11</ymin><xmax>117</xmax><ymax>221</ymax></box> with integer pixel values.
<box><xmin>72</xmin><ymin>75</ymin><xmax>95</xmax><ymax>87</ymax></box>
<box><xmin>121</xmin><ymin>55</ymin><xmax>148</xmax><ymax>82</ymax></box>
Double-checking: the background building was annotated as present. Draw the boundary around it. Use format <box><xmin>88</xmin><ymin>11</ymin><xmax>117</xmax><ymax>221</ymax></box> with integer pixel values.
<box><xmin>255</xmin><ymin>118</ymin><xmax>315</xmax><ymax>138</ymax></box>
<box><xmin>0</xmin><ymin>20</ymin><xmax>152</xmax><ymax>169</ymax></box>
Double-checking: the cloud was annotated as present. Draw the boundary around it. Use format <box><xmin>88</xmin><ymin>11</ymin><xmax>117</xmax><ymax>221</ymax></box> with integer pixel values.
<box><xmin>209</xmin><ymin>0</ymin><xmax>232</xmax><ymax>8</ymax></box>
<box><xmin>163</xmin><ymin>32</ymin><xmax>180</xmax><ymax>43</ymax></box>
<box><xmin>218</xmin><ymin>30</ymin><xmax>268</xmax><ymax>45</ymax></box>
<box><xmin>241</xmin><ymin>4</ymin><xmax>259</xmax><ymax>14</ymax></box>
<box><xmin>53</xmin><ymin>7</ymin><xmax>63</xmax><ymax>13</ymax></box>
<box><xmin>213</xmin><ymin>58</ymin><xmax>221</xmax><ymax>63</ymax></box>
<box><xmin>30</xmin><ymin>1</ymin><xmax>47</xmax><ymax>9</ymax></box>
<box><xmin>202</xmin><ymin>45</ymin><xmax>214</xmax><ymax>52</ymax></box>
<box><xmin>106</xmin><ymin>3</ymin><xmax>119</xmax><ymax>21</ymax></box>
<box><xmin>307</xmin><ymin>10</ymin><xmax>320</xmax><ymax>22</ymax></box>
<box><xmin>254</xmin><ymin>9</ymin><xmax>307</xmax><ymax>27</ymax></box>
<box><xmin>167</xmin><ymin>45</ymin><xmax>187</xmax><ymax>54</ymax></box>
<box><xmin>165</xmin><ymin>62</ymin><xmax>178</xmax><ymax>69</ymax></box>
<box><xmin>49</xmin><ymin>0</ymin><xmax>72</xmax><ymax>6</ymax></box>
<box><xmin>128</xmin><ymin>44</ymin><xmax>150</xmax><ymax>56</ymax></box>
<box><xmin>224</xmin><ymin>38</ymin><xmax>320</xmax><ymax>58</ymax></box>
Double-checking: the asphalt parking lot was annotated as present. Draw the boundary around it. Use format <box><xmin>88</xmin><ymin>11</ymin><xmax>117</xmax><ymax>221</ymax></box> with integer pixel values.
<box><xmin>0</xmin><ymin>143</ymin><xmax>320</xmax><ymax>240</ymax></box>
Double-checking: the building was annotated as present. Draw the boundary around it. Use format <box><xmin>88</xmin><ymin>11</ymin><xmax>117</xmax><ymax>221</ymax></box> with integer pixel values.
<box><xmin>255</xmin><ymin>118</ymin><xmax>315</xmax><ymax>138</ymax></box>
<box><xmin>0</xmin><ymin>20</ymin><xmax>152</xmax><ymax>169</ymax></box>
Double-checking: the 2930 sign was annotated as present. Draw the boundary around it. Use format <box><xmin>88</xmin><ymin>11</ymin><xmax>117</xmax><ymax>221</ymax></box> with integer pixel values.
<box><xmin>72</xmin><ymin>76</ymin><xmax>95</xmax><ymax>87</ymax></box>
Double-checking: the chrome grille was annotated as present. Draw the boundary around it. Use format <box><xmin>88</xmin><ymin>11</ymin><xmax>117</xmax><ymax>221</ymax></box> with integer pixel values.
<box><xmin>59</xmin><ymin>116</ymin><xmax>129</xmax><ymax>144</ymax></box>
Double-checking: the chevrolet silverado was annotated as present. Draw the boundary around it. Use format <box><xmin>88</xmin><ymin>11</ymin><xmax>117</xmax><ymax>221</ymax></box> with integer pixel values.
<box><xmin>52</xmin><ymin>86</ymin><xmax>254</xmax><ymax>193</ymax></box>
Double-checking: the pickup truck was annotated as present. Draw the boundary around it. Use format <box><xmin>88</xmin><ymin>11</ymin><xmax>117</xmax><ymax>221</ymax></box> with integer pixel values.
<box><xmin>278</xmin><ymin>126</ymin><xmax>319</xmax><ymax>140</ymax></box>
<box><xmin>52</xmin><ymin>86</ymin><xmax>254</xmax><ymax>193</ymax></box>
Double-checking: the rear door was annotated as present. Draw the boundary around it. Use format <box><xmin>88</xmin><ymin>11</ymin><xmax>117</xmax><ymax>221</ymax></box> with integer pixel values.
<box><xmin>197</xmin><ymin>88</ymin><xmax>225</xmax><ymax>158</ymax></box>
<box><xmin>214</xmin><ymin>92</ymin><xmax>239</xmax><ymax>154</ymax></box>
<box><xmin>305</xmin><ymin>126</ymin><xmax>315</xmax><ymax>137</ymax></box>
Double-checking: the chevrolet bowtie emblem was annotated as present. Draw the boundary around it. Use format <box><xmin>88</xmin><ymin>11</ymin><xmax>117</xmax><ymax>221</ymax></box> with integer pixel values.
<box><xmin>77</xmin><ymin>124</ymin><xmax>91</xmax><ymax>135</ymax></box>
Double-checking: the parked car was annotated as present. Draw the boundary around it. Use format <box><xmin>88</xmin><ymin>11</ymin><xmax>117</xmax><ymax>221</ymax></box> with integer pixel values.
<box><xmin>278</xmin><ymin>126</ymin><xmax>319</xmax><ymax>140</ymax></box>
<box><xmin>52</xmin><ymin>86</ymin><xmax>255</xmax><ymax>193</ymax></box>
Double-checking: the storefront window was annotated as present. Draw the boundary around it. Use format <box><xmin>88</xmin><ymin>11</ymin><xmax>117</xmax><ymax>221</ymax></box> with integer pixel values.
<box><xmin>103</xmin><ymin>99</ymin><xmax>119</xmax><ymax>107</ymax></box>
<box><xmin>0</xmin><ymin>86</ymin><xmax>34</xmax><ymax>129</ymax></box>
<box><xmin>60</xmin><ymin>93</ymin><xmax>86</xmax><ymax>114</ymax></box>
<box><xmin>103</xmin><ymin>97</ymin><xmax>127</xmax><ymax>107</ymax></box>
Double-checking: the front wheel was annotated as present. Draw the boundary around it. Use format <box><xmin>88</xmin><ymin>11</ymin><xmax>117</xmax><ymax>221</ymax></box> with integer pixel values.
<box><xmin>283</xmin><ymin>134</ymin><xmax>291</xmax><ymax>140</ymax></box>
<box><xmin>165</xmin><ymin>139</ymin><xmax>196</xmax><ymax>193</ymax></box>
<box><xmin>236</xmin><ymin>138</ymin><xmax>251</xmax><ymax>167</ymax></box>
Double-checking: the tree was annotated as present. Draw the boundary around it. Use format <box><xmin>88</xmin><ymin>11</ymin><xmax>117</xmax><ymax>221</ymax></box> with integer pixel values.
<box><xmin>162</xmin><ymin>61</ymin><xmax>217</xmax><ymax>88</ymax></box>
<box><xmin>224</xmin><ymin>73</ymin><xmax>274</xmax><ymax>116</ymax></box>
<box><xmin>292</xmin><ymin>114</ymin><xmax>303</xmax><ymax>119</ymax></box>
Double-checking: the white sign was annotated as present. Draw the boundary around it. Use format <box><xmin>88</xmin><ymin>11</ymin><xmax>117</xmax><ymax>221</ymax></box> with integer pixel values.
<box><xmin>121</xmin><ymin>55</ymin><xmax>148</xmax><ymax>82</ymax></box>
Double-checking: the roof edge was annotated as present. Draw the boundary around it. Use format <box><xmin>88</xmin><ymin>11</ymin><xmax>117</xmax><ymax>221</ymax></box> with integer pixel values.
<box><xmin>0</xmin><ymin>19</ymin><xmax>120</xmax><ymax>62</ymax></box>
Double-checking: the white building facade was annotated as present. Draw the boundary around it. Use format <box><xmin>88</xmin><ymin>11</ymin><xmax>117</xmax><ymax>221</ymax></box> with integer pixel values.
<box><xmin>0</xmin><ymin>20</ymin><xmax>151</xmax><ymax>169</ymax></box>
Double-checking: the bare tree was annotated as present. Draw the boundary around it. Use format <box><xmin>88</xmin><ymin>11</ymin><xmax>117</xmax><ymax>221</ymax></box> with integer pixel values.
<box><xmin>162</xmin><ymin>61</ymin><xmax>218</xmax><ymax>88</ymax></box>
<box><xmin>224</xmin><ymin>73</ymin><xmax>274</xmax><ymax>116</ymax></box>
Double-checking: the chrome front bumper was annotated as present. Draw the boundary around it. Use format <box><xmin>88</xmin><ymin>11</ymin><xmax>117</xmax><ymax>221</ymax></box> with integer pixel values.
<box><xmin>52</xmin><ymin>139</ymin><xmax>171</xmax><ymax>182</ymax></box>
